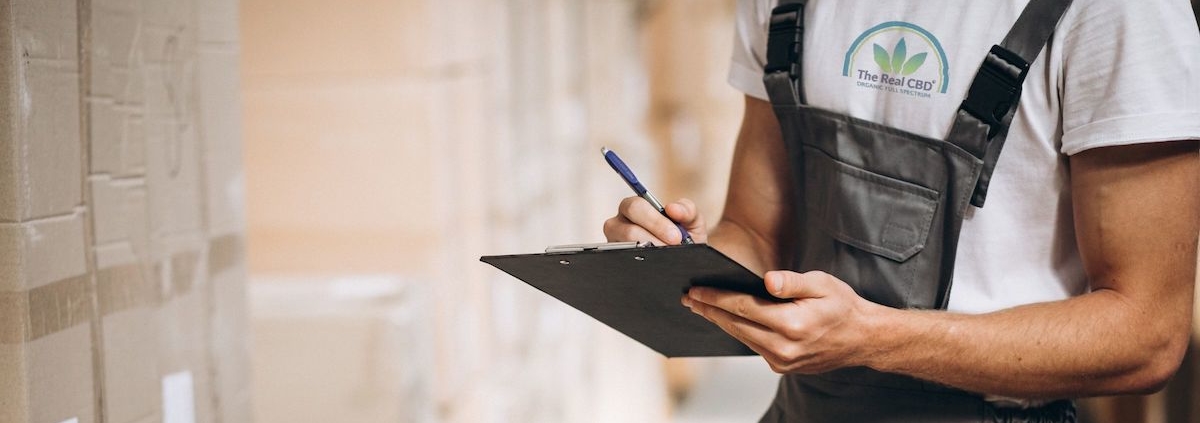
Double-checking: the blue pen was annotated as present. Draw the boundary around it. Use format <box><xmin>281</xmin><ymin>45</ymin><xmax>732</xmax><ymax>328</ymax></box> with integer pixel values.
<box><xmin>601</xmin><ymin>147</ymin><xmax>695</xmax><ymax>245</ymax></box>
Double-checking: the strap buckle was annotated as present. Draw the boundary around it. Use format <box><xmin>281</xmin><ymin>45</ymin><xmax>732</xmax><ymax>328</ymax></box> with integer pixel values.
<box><xmin>765</xmin><ymin>3</ymin><xmax>804</xmax><ymax>78</ymax></box>
<box><xmin>959</xmin><ymin>45</ymin><xmax>1030</xmax><ymax>139</ymax></box>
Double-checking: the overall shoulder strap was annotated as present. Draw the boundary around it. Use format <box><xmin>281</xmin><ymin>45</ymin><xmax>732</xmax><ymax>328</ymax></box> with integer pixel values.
<box><xmin>763</xmin><ymin>0</ymin><xmax>808</xmax><ymax>106</ymax></box>
<box><xmin>947</xmin><ymin>0</ymin><xmax>1073</xmax><ymax>208</ymax></box>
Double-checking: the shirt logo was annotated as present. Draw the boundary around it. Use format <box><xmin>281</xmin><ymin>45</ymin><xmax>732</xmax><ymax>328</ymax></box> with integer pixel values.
<box><xmin>843</xmin><ymin>22</ymin><xmax>949</xmax><ymax>99</ymax></box>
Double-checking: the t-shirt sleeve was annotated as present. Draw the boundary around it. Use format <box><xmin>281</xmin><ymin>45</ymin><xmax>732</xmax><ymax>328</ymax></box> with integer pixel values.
<box><xmin>1058</xmin><ymin>0</ymin><xmax>1200</xmax><ymax>155</ymax></box>
<box><xmin>728</xmin><ymin>0</ymin><xmax>772</xmax><ymax>101</ymax></box>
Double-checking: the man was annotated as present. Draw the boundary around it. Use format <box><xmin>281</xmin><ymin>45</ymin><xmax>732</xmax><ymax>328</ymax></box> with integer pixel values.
<box><xmin>604</xmin><ymin>0</ymin><xmax>1200</xmax><ymax>421</ymax></box>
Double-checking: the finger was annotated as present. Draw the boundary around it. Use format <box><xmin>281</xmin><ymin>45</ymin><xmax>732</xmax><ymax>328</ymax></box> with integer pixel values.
<box><xmin>764</xmin><ymin>270</ymin><xmax>838</xmax><ymax>300</ymax></box>
<box><xmin>618</xmin><ymin>196</ymin><xmax>684</xmax><ymax>245</ymax></box>
<box><xmin>664</xmin><ymin>198</ymin><xmax>701</xmax><ymax>228</ymax></box>
<box><xmin>685</xmin><ymin>291</ymin><xmax>827</xmax><ymax>372</ymax></box>
<box><xmin>682</xmin><ymin>294</ymin><xmax>792</xmax><ymax>362</ymax></box>
<box><xmin>603</xmin><ymin>215</ymin><xmax>668</xmax><ymax>245</ymax></box>
<box><xmin>665</xmin><ymin>199</ymin><xmax>706</xmax><ymax>242</ymax></box>
<box><xmin>687</xmin><ymin>286</ymin><xmax>790</xmax><ymax>327</ymax></box>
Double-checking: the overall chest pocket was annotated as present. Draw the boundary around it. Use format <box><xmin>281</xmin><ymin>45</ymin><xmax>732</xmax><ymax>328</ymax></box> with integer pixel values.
<box><xmin>801</xmin><ymin>146</ymin><xmax>940</xmax><ymax>307</ymax></box>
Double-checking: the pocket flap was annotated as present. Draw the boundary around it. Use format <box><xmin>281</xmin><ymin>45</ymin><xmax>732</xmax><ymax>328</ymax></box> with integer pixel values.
<box><xmin>805</xmin><ymin>150</ymin><xmax>939</xmax><ymax>263</ymax></box>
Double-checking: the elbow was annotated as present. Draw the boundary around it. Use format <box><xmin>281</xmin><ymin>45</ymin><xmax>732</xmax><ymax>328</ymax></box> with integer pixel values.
<box><xmin>1117</xmin><ymin>331</ymin><xmax>1190</xmax><ymax>395</ymax></box>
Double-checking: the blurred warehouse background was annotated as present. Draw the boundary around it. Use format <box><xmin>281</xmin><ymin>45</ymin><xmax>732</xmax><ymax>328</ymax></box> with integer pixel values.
<box><xmin>240</xmin><ymin>0</ymin><xmax>756</xmax><ymax>421</ymax></box>
<box><xmin>3</xmin><ymin>0</ymin><xmax>1200</xmax><ymax>423</ymax></box>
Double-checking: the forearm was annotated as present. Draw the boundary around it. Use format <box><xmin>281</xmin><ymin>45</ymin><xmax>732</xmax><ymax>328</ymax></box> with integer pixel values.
<box><xmin>708</xmin><ymin>217</ymin><xmax>785</xmax><ymax>276</ymax></box>
<box><xmin>862</xmin><ymin>286</ymin><xmax>1194</xmax><ymax>398</ymax></box>
<box><xmin>707</xmin><ymin>96</ymin><xmax>792</xmax><ymax>276</ymax></box>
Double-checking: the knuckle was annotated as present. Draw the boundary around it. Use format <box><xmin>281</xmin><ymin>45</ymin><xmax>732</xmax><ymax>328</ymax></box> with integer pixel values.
<box><xmin>618</xmin><ymin>196</ymin><xmax>640</xmax><ymax>213</ymax></box>
<box><xmin>602</xmin><ymin>217</ymin><xmax>617</xmax><ymax>234</ymax></box>
<box><xmin>775</xmin><ymin>343</ymin><xmax>803</xmax><ymax>363</ymax></box>
<box><xmin>620</xmin><ymin>225</ymin><xmax>641</xmax><ymax>241</ymax></box>
<box><xmin>780</xmin><ymin>320</ymin><xmax>807</xmax><ymax>340</ymax></box>
<box><xmin>734</xmin><ymin>301</ymin><xmax>751</xmax><ymax>319</ymax></box>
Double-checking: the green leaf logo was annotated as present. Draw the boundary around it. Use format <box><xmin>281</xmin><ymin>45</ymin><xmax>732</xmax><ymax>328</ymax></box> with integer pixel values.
<box><xmin>901</xmin><ymin>53</ymin><xmax>927</xmax><ymax>75</ymax></box>
<box><xmin>873</xmin><ymin>43</ymin><xmax>892</xmax><ymax>73</ymax></box>
<box><xmin>871</xmin><ymin>38</ymin><xmax>927</xmax><ymax>76</ymax></box>
<box><xmin>891</xmin><ymin>38</ymin><xmax>907</xmax><ymax>75</ymax></box>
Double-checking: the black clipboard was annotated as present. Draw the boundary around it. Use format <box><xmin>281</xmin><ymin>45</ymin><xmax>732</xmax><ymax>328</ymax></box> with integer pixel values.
<box><xmin>480</xmin><ymin>243</ymin><xmax>775</xmax><ymax>357</ymax></box>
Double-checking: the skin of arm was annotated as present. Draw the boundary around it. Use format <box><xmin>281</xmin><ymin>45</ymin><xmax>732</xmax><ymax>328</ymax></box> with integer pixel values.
<box><xmin>679</xmin><ymin>96</ymin><xmax>1200</xmax><ymax>398</ymax></box>
<box><xmin>706</xmin><ymin>96</ymin><xmax>795</xmax><ymax>275</ymax></box>
<box><xmin>604</xmin><ymin>95</ymin><xmax>792</xmax><ymax>274</ymax></box>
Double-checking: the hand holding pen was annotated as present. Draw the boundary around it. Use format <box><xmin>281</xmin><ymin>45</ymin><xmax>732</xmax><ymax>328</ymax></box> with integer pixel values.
<box><xmin>601</xmin><ymin>147</ymin><xmax>704</xmax><ymax>246</ymax></box>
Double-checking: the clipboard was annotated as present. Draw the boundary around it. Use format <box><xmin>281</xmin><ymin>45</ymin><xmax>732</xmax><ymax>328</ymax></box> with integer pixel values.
<box><xmin>480</xmin><ymin>243</ymin><xmax>776</xmax><ymax>357</ymax></box>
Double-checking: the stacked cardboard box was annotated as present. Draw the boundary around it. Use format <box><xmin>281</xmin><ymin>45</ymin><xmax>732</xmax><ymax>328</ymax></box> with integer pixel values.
<box><xmin>1</xmin><ymin>0</ymin><xmax>250</xmax><ymax>422</ymax></box>
<box><xmin>249</xmin><ymin>276</ymin><xmax>435</xmax><ymax>423</ymax></box>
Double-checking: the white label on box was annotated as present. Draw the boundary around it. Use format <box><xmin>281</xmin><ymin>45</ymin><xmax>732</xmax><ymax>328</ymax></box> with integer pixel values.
<box><xmin>162</xmin><ymin>371</ymin><xmax>197</xmax><ymax>423</ymax></box>
<box><xmin>58</xmin><ymin>418</ymin><xmax>79</xmax><ymax>423</ymax></box>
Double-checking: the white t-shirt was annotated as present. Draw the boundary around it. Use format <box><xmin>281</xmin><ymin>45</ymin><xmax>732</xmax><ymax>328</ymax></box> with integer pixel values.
<box><xmin>729</xmin><ymin>0</ymin><xmax>1200</xmax><ymax>314</ymax></box>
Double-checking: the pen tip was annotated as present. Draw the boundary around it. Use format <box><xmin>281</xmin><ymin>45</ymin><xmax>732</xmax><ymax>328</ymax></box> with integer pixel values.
<box><xmin>600</xmin><ymin>146</ymin><xmax>610</xmax><ymax>155</ymax></box>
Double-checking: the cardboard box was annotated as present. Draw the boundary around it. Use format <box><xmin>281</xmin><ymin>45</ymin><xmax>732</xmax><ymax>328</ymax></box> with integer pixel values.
<box><xmin>195</xmin><ymin>0</ymin><xmax>251</xmax><ymax>419</ymax></box>
<box><xmin>0</xmin><ymin>274</ymin><xmax>97</xmax><ymax>423</ymax></box>
<box><xmin>241</xmin><ymin>74</ymin><xmax>441</xmax><ymax>274</ymax></box>
<box><xmin>197</xmin><ymin>47</ymin><xmax>246</xmax><ymax>239</ymax></box>
<box><xmin>4</xmin><ymin>0</ymin><xmax>250</xmax><ymax>422</ymax></box>
<box><xmin>88</xmin><ymin>101</ymin><xmax>147</xmax><ymax>178</ymax></box>
<box><xmin>0</xmin><ymin>213</ymin><xmax>89</xmax><ymax>292</ymax></box>
<box><xmin>239</xmin><ymin>0</ymin><xmax>431</xmax><ymax>77</ymax></box>
<box><xmin>90</xmin><ymin>176</ymin><xmax>149</xmax><ymax>262</ymax></box>
<box><xmin>0</xmin><ymin>0</ymin><xmax>83</xmax><ymax>223</ymax></box>
<box><xmin>196</xmin><ymin>0</ymin><xmax>238</xmax><ymax>45</ymax></box>
<box><xmin>139</xmin><ymin>0</ymin><xmax>204</xmax><ymax>245</ymax></box>
<box><xmin>142</xmin><ymin>62</ymin><xmax>204</xmax><ymax>245</ymax></box>
<box><xmin>89</xmin><ymin>0</ymin><xmax>142</xmax><ymax>102</ymax></box>
<box><xmin>207</xmin><ymin>235</ymin><xmax>252</xmax><ymax>423</ymax></box>
<box><xmin>97</xmin><ymin>260</ymin><xmax>162</xmax><ymax>423</ymax></box>
<box><xmin>250</xmin><ymin>276</ymin><xmax>436</xmax><ymax>423</ymax></box>
<box><xmin>1</xmin><ymin>3</ymin><xmax>96</xmax><ymax>422</ymax></box>
<box><xmin>89</xmin><ymin>0</ymin><xmax>146</xmax><ymax>178</ymax></box>
<box><xmin>156</xmin><ymin>249</ymin><xmax>215</xmax><ymax>423</ymax></box>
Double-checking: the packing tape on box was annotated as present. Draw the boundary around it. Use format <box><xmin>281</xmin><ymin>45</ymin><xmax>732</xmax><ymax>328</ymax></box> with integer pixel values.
<box><xmin>96</xmin><ymin>262</ymin><xmax>156</xmax><ymax>316</ymax></box>
<box><xmin>97</xmin><ymin>247</ymin><xmax>201</xmax><ymax>317</ymax></box>
<box><xmin>0</xmin><ymin>274</ymin><xmax>93</xmax><ymax>344</ymax></box>
<box><xmin>155</xmin><ymin>250</ymin><xmax>201</xmax><ymax>301</ymax></box>
<box><xmin>0</xmin><ymin>261</ymin><xmax>157</xmax><ymax>345</ymax></box>
<box><xmin>1</xmin><ymin>235</ymin><xmax>245</xmax><ymax>344</ymax></box>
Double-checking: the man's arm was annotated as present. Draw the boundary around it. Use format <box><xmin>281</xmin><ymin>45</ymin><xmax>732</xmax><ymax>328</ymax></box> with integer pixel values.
<box><xmin>863</xmin><ymin>140</ymin><xmax>1199</xmax><ymax>397</ymax></box>
<box><xmin>604</xmin><ymin>95</ymin><xmax>791</xmax><ymax>274</ymax></box>
<box><xmin>683</xmin><ymin>140</ymin><xmax>1198</xmax><ymax>398</ymax></box>
<box><xmin>707</xmin><ymin>96</ymin><xmax>792</xmax><ymax>275</ymax></box>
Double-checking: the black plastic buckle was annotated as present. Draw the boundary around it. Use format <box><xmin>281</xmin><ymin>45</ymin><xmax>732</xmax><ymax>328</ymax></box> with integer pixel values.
<box><xmin>765</xmin><ymin>3</ymin><xmax>804</xmax><ymax>78</ymax></box>
<box><xmin>960</xmin><ymin>45</ymin><xmax>1030</xmax><ymax>139</ymax></box>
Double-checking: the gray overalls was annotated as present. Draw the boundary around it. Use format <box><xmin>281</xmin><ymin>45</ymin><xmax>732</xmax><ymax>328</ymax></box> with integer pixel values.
<box><xmin>759</xmin><ymin>0</ymin><xmax>1076</xmax><ymax>421</ymax></box>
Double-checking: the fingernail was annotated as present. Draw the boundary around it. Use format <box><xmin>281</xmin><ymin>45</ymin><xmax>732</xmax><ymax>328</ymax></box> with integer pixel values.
<box><xmin>681</xmin><ymin>296</ymin><xmax>692</xmax><ymax>308</ymax></box>
<box><xmin>767</xmin><ymin>274</ymin><xmax>782</xmax><ymax>295</ymax></box>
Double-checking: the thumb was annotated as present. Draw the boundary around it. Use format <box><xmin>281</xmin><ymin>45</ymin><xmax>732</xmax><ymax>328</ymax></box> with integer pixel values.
<box><xmin>764</xmin><ymin>271</ymin><xmax>834</xmax><ymax>300</ymax></box>
<box><xmin>664</xmin><ymin>198</ymin><xmax>705</xmax><ymax>231</ymax></box>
